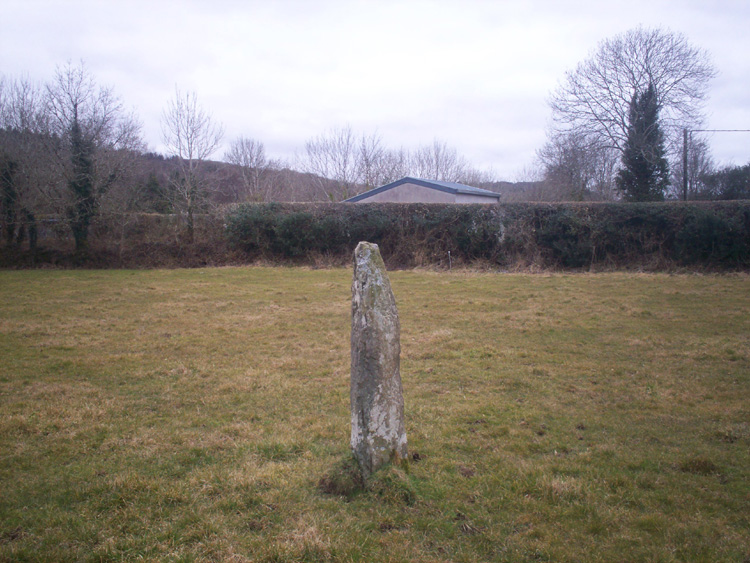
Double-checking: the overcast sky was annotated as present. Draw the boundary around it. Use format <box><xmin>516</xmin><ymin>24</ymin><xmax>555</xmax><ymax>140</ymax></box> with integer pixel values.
<box><xmin>2</xmin><ymin>0</ymin><xmax>749</xmax><ymax>180</ymax></box>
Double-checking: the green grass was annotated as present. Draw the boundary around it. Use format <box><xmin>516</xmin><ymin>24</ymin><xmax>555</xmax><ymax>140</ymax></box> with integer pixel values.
<box><xmin>1</xmin><ymin>267</ymin><xmax>749</xmax><ymax>562</ymax></box>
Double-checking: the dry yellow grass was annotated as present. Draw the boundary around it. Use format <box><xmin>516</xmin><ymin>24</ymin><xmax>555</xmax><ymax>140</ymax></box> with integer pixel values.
<box><xmin>0</xmin><ymin>267</ymin><xmax>748</xmax><ymax>562</ymax></box>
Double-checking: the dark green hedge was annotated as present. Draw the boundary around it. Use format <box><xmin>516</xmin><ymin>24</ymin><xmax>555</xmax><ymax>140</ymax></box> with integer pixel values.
<box><xmin>224</xmin><ymin>201</ymin><xmax>750</xmax><ymax>270</ymax></box>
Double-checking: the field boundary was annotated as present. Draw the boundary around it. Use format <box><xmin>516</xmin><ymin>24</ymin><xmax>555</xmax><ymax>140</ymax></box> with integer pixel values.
<box><xmin>2</xmin><ymin>201</ymin><xmax>749</xmax><ymax>271</ymax></box>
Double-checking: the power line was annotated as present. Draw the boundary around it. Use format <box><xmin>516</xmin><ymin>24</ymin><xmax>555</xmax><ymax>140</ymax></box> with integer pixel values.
<box><xmin>690</xmin><ymin>129</ymin><xmax>750</xmax><ymax>133</ymax></box>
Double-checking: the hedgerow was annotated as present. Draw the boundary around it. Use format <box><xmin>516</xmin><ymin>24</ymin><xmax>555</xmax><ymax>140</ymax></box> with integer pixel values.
<box><xmin>3</xmin><ymin>201</ymin><xmax>748</xmax><ymax>270</ymax></box>
<box><xmin>224</xmin><ymin>201</ymin><xmax>750</xmax><ymax>270</ymax></box>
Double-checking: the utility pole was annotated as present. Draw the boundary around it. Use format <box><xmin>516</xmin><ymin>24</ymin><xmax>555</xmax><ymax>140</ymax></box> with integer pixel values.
<box><xmin>683</xmin><ymin>128</ymin><xmax>689</xmax><ymax>201</ymax></box>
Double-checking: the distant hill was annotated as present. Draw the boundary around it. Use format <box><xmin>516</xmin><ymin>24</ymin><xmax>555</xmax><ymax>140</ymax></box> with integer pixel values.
<box><xmin>134</xmin><ymin>153</ymin><xmax>546</xmax><ymax>205</ymax></box>
<box><xmin>1</xmin><ymin>127</ymin><xmax>548</xmax><ymax>208</ymax></box>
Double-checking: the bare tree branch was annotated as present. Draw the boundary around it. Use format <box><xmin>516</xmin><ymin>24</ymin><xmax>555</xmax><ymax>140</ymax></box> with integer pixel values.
<box><xmin>41</xmin><ymin>62</ymin><xmax>143</xmax><ymax>250</ymax></box>
<box><xmin>549</xmin><ymin>26</ymin><xmax>716</xmax><ymax>156</ymax></box>
<box><xmin>161</xmin><ymin>88</ymin><xmax>224</xmax><ymax>242</ymax></box>
<box><xmin>224</xmin><ymin>136</ymin><xmax>280</xmax><ymax>202</ymax></box>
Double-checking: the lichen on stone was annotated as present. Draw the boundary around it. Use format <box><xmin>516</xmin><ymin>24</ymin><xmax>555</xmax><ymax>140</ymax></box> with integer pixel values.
<box><xmin>350</xmin><ymin>241</ymin><xmax>407</xmax><ymax>479</ymax></box>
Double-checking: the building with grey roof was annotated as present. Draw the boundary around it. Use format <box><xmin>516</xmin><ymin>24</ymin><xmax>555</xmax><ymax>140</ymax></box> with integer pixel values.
<box><xmin>344</xmin><ymin>177</ymin><xmax>501</xmax><ymax>204</ymax></box>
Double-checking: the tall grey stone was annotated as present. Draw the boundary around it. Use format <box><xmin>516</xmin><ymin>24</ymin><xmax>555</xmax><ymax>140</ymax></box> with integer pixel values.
<box><xmin>350</xmin><ymin>241</ymin><xmax>407</xmax><ymax>478</ymax></box>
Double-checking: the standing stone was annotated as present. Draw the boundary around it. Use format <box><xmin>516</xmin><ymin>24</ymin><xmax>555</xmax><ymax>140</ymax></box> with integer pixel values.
<box><xmin>350</xmin><ymin>241</ymin><xmax>407</xmax><ymax>479</ymax></box>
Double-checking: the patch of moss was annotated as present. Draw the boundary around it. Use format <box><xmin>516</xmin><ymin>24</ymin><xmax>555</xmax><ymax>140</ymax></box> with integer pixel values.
<box><xmin>319</xmin><ymin>456</ymin><xmax>415</xmax><ymax>506</ymax></box>
<box><xmin>366</xmin><ymin>463</ymin><xmax>416</xmax><ymax>506</ymax></box>
<box><xmin>318</xmin><ymin>456</ymin><xmax>365</xmax><ymax>499</ymax></box>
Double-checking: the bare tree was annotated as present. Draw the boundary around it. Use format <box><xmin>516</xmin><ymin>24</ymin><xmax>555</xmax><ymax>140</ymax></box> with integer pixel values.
<box><xmin>377</xmin><ymin>147</ymin><xmax>411</xmax><ymax>185</ymax></box>
<box><xmin>298</xmin><ymin>126</ymin><xmax>495</xmax><ymax>200</ymax></box>
<box><xmin>224</xmin><ymin>136</ymin><xmax>280</xmax><ymax>202</ymax></box>
<box><xmin>670</xmin><ymin>134</ymin><xmax>714</xmax><ymax>199</ymax></box>
<box><xmin>455</xmin><ymin>166</ymin><xmax>498</xmax><ymax>189</ymax></box>
<box><xmin>1</xmin><ymin>76</ymin><xmax>45</xmax><ymax>132</ymax></box>
<box><xmin>357</xmin><ymin>132</ymin><xmax>387</xmax><ymax>190</ymax></box>
<box><xmin>409</xmin><ymin>139</ymin><xmax>469</xmax><ymax>182</ymax></box>
<box><xmin>404</xmin><ymin>139</ymin><xmax>493</xmax><ymax>186</ymax></box>
<box><xmin>537</xmin><ymin>131</ymin><xmax>618</xmax><ymax>201</ymax></box>
<box><xmin>301</xmin><ymin>125</ymin><xmax>361</xmax><ymax>201</ymax></box>
<box><xmin>549</xmin><ymin>26</ymin><xmax>716</xmax><ymax>160</ymax></box>
<box><xmin>42</xmin><ymin>62</ymin><xmax>143</xmax><ymax>251</ymax></box>
<box><xmin>0</xmin><ymin>75</ymin><xmax>48</xmax><ymax>248</ymax></box>
<box><xmin>161</xmin><ymin>88</ymin><xmax>224</xmax><ymax>242</ymax></box>
<box><xmin>301</xmin><ymin>126</ymin><xmax>417</xmax><ymax>200</ymax></box>
<box><xmin>356</xmin><ymin>134</ymin><xmax>428</xmax><ymax>190</ymax></box>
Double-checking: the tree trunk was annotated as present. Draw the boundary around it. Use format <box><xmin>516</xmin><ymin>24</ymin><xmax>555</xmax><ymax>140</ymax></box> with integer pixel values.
<box><xmin>26</xmin><ymin>211</ymin><xmax>37</xmax><ymax>252</ymax></box>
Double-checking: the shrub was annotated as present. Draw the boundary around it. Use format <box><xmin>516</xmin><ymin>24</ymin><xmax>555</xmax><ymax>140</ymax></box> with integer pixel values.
<box><xmin>221</xmin><ymin>201</ymin><xmax>750</xmax><ymax>270</ymax></box>
<box><xmin>224</xmin><ymin>203</ymin><xmax>281</xmax><ymax>256</ymax></box>
<box><xmin>5</xmin><ymin>201</ymin><xmax>749</xmax><ymax>270</ymax></box>
<box><xmin>675</xmin><ymin>206</ymin><xmax>750</xmax><ymax>265</ymax></box>
<box><xmin>534</xmin><ymin>207</ymin><xmax>593</xmax><ymax>268</ymax></box>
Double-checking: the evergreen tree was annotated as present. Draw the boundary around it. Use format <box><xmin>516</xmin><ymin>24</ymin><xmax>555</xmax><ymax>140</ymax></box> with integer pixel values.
<box><xmin>142</xmin><ymin>172</ymin><xmax>172</xmax><ymax>213</ymax></box>
<box><xmin>1</xmin><ymin>158</ymin><xmax>19</xmax><ymax>245</ymax></box>
<box><xmin>616</xmin><ymin>84</ymin><xmax>670</xmax><ymax>201</ymax></box>
<box><xmin>44</xmin><ymin>62</ymin><xmax>142</xmax><ymax>252</ymax></box>
<box><xmin>67</xmin><ymin>107</ymin><xmax>96</xmax><ymax>251</ymax></box>
<box><xmin>701</xmin><ymin>163</ymin><xmax>750</xmax><ymax>200</ymax></box>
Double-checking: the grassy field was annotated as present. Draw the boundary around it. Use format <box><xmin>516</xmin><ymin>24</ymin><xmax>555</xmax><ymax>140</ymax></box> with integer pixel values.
<box><xmin>0</xmin><ymin>267</ymin><xmax>748</xmax><ymax>562</ymax></box>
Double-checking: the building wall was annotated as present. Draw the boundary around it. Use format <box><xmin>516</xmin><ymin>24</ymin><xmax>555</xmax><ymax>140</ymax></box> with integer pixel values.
<box><xmin>455</xmin><ymin>193</ymin><xmax>500</xmax><ymax>204</ymax></box>
<box><xmin>358</xmin><ymin>183</ymin><xmax>455</xmax><ymax>203</ymax></box>
<box><xmin>354</xmin><ymin>182</ymin><xmax>498</xmax><ymax>204</ymax></box>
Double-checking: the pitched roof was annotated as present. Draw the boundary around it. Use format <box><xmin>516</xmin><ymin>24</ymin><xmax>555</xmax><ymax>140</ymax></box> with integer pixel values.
<box><xmin>344</xmin><ymin>177</ymin><xmax>501</xmax><ymax>202</ymax></box>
